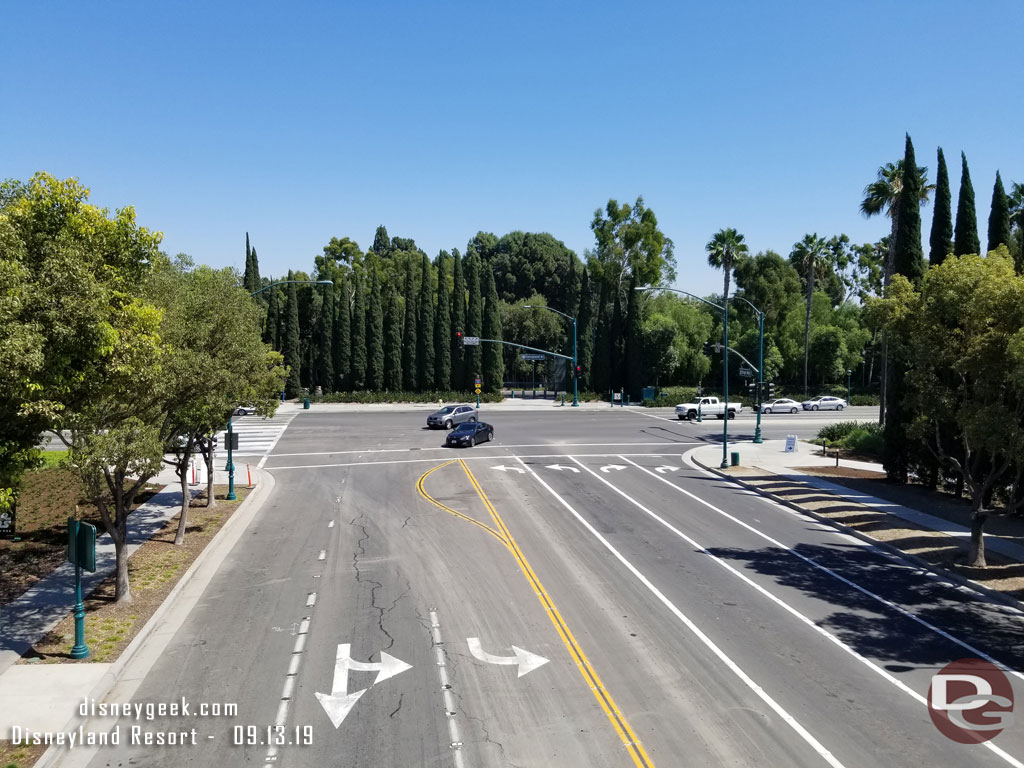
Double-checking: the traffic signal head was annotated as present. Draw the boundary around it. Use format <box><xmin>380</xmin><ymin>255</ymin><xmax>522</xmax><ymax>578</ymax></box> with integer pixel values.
<box><xmin>455</xmin><ymin>331</ymin><xmax>463</xmax><ymax>343</ymax></box>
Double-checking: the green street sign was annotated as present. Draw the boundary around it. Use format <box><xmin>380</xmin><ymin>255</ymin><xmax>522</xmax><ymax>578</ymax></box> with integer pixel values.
<box><xmin>67</xmin><ymin>519</ymin><xmax>97</xmax><ymax>573</ymax></box>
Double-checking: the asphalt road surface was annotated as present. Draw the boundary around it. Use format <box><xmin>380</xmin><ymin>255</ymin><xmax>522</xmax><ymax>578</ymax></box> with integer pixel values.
<box><xmin>81</xmin><ymin>406</ymin><xmax>1024</xmax><ymax>767</ymax></box>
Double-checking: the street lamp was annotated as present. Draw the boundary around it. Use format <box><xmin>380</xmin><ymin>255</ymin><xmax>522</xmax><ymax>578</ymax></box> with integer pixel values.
<box><xmin>524</xmin><ymin>305</ymin><xmax>579</xmax><ymax>407</ymax></box>
<box><xmin>223</xmin><ymin>279</ymin><xmax>334</xmax><ymax>500</ymax></box>
<box><xmin>846</xmin><ymin>369</ymin><xmax>852</xmax><ymax>406</ymax></box>
<box><xmin>730</xmin><ymin>295</ymin><xmax>765</xmax><ymax>445</ymax></box>
<box><xmin>636</xmin><ymin>286</ymin><xmax>731</xmax><ymax>469</ymax></box>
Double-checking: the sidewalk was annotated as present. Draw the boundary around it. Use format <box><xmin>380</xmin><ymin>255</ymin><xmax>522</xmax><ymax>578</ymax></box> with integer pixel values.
<box><xmin>0</xmin><ymin>457</ymin><xmax>262</xmax><ymax>744</ymax></box>
<box><xmin>689</xmin><ymin>439</ymin><xmax>1024</xmax><ymax>603</ymax></box>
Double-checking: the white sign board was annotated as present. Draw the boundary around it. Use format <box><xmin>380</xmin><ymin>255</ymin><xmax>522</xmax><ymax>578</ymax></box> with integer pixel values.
<box><xmin>784</xmin><ymin>435</ymin><xmax>797</xmax><ymax>453</ymax></box>
<box><xmin>462</xmin><ymin>336</ymin><xmax>480</xmax><ymax>346</ymax></box>
<box><xmin>613</xmin><ymin>392</ymin><xmax>621</xmax><ymax>401</ymax></box>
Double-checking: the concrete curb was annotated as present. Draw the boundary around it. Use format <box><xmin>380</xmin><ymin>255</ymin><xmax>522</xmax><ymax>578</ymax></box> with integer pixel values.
<box><xmin>36</xmin><ymin>467</ymin><xmax>277</xmax><ymax>768</ymax></box>
<box><xmin>689</xmin><ymin>452</ymin><xmax>1024</xmax><ymax>615</ymax></box>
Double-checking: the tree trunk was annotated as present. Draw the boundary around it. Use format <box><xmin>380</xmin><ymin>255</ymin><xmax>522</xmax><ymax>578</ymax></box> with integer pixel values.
<box><xmin>878</xmin><ymin>333</ymin><xmax>888</xmax><ymax>425</ymax></box>
<box><xmin>968</xmin><ymin>509</ymin><xmax>988</xmax><ymax>567</ymax></box>
<box><xmin>113</xmin><ymin>515</ymin><xmax>132</xmax><ymax>603</ymax></box>
<box><xmin>205</xmin><ymin>449</ymin><xmax>217</xmax><ymax>509</ymax></box>
<box><xmin>175</xmin><ymin>460</ymin><xmax>189</xmax><ymax>546</ymax></box>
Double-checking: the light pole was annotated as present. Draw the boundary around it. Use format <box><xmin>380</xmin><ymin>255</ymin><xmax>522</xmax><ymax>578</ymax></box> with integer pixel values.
<box><xmin>637</xmin><ymin>287</ymin><xmax>731</xmax><ymax>468</ymax></box>
<box><xmin>846</xmin><ymin>369</ymin><xmax>852</xmax><ymax>406</ymax></box>
<box><xmin>223</xmin><ymin>279</ymin><xmax>334</xmax><ymax>500</ymax></box>
<box><xmin>524</xmin><ymin>305</ymin><xmax>579</xmax><ymax>407</ymax></box>
<box><xmin>730</xmin><ymin>295</ymin><xmax>765</xmax><ymax>445</ymax></box>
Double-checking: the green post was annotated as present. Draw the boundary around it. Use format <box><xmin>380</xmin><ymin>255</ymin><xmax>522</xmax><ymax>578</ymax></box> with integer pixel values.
<box><xmin>754</xmin><ymin>309</ymin><xmax>764</xmax><ymax>444</ymax></box>
<box><xmin>847</xmin><ymin>369</ymin><xmax>852</xmax><ymax>406</ymax></box>
<box><xmin>226</xmin><ymin>417</ymin><xmax>236</xmax><ymax>501</ymax></box>
<box><xmin>70</xmin><ymin>556</ymin><xmax>88</xmax><ymax>659</ymax></box>
<box><xmin>721</xmin><ymin>306</ymin><xmax>730</xmax><ymax>469</ymax></box>
<box><xmin>67</xmin><ymin>519</ymin><xmax>96</xmax><ymax>659</ymax></box>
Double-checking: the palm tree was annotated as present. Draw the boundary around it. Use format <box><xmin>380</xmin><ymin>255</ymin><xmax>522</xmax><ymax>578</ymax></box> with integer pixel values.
<box><xmin>860</xmin><ymin>160</ymin><xmax>934</xmax><ymax>287</ymax></box>
<box><xmin>705</xmin><ymin>228</ymin><xmax>748</xmax><ymax>301</ymax></box>
<box><xmin>790</xmin><ymin>233</ymin><xmax>828</xmax><ymax>396</ymax></box>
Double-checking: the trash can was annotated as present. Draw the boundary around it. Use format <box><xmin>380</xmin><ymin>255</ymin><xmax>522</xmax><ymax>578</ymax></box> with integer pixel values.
<box><xmin>303</xmin><ymin>397</ymin><xmax>311</xmax><ymax>409</ymax></box>
<box><xmin>730</xmin><ymin>451</ymin><xmax>740</xmax><ymax>467</ymax></box>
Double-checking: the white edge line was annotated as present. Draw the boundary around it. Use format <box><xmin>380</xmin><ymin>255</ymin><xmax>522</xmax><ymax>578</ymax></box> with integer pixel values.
<box><xmin>267</xmin><ymin>441</ymin><xmax>703</xmax><ymax>459</ymax></box>
<box><xmin>514</xmin><ymin>454</ymin><xmax>846</xmax><ymax>768</ymax></box>
<box><xmin>268</xmin><ymin>452</ymin><xmax>675</xmax><ymax>471</ymax></box>
<box><xmin>596</xmin><ymin>456</ymin><xmax>1024</xmax><ymax>768</ymax></box>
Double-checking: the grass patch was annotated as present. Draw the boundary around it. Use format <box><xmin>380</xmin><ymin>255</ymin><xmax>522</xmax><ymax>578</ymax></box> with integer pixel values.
<box><xmin>0</xmin><ymin>740</ymin><xmax>47</xmax><ymax>768</ymax></box>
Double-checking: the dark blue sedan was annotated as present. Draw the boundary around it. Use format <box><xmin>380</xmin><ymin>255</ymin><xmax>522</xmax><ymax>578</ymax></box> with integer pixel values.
<box><xmin>445</xmin><ymin>421</ymin><xmax>494</xmax><ymax>448</ymax></box>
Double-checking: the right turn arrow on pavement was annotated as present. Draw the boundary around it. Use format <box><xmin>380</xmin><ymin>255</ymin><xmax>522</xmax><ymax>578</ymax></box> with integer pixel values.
<box><xmin>466</xmin><ymin>637</ymin><xmax>549</xmax><ymax>678</ymax></box>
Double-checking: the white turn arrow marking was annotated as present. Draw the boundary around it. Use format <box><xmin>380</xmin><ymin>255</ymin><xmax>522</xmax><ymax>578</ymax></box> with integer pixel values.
<box><xmin>600</xmin><ymin>464</ymin><xmax>626</xmax><ymax>473</ymax></box>
<box><xmin>546</xmin><ymin>464</ymin><xmax>580</xmax><ymax>473</ymax></box>
<box><xmin>492</xmin><ymin>465</ymin><xmax>526</xmax><ymax>473</ymax></box>
<box><xmin>315</xmin><ymin>643</ymin><xmax>413</xmax><ymax>728</ymax></box>
<box><xmin>467</xmin><ymin>637</ymin><xmax>549</xmax><ymax>678</ymax></box>
<box><xmin>653</xmin><ymin>465</ymin><xmax>679</xmax><ymax>474</ymax></box>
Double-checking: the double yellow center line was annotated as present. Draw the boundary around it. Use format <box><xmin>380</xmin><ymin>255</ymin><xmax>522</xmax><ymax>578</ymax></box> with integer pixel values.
<box><xmin>416</xmin><ymin>458</ymin><xmax>654</xmax><ymax>768</ymax></box>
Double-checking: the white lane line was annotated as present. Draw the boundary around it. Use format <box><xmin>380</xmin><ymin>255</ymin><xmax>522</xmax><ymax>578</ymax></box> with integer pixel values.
<box><xmin>268</xmin><ymin>441</ymin><xmax>702</xmax><ymax>458</ymax></box>
<box><xmin>318</xmin><ymin>550</ymin><xmax>326</xmax><ymax>561</ymax></box>
<box><xmin>265</xmin><ymin>616</ymin><xmax>311</xmax><ymax>766</ymax></box>
<box><xmin>429</xmin><ymin>609</ymin><xmax>465</xmax><ymax>768</ymax></box>
<box><xmin>622</xmin><ymin>456</ymin><xmax>1024</xmax><ymax>681</ymax></box>
<box><xmin>515</xmin><ymin>455</ymin><xmax>846</xmax><ymax>768</ymax></box>
<box><xmin>328</xmin><ymin>520</ymin><xmax>335</xmax><ymax>528</ymax></box>
<box><xmin>600</xmin><ymin>456</ymin><xmax>1024</xmax><ymax>768</ymax></box>
<box><xmin>268</xmin><ymin>452</ymin><xmax>674</xmax><ymax>471</ymax></box>
<box><xmin>306</xmin><ymin>592</ymin><xmax>317</xmax><ymax>607</ymax></box>
<box><xmin>624</xmin><ymin>408</ymin><xmax>681</xmax><ymax>422</ymax></box>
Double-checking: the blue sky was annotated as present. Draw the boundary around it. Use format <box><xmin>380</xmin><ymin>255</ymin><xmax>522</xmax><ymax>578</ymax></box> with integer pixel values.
<box><xmin>3</xmin><ymin>1</ymin><xmax>1021</xmax><ymax>297</ymax></box>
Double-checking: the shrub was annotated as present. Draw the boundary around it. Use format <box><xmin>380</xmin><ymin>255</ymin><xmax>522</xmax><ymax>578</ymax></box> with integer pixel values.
<box><xmin>317</xmin><ymin>390</ymin><xmax>504</xmax><ymax>404</ymax></box>
<box><xmin>850</xmin><ymin>394</ymin><xmax>879</xmax><ymax>406</ymax></box>
<box><xmin>844</xmin><ymin>426</ymin><xmax>884</xmax><ymax>457</ymax></box>
<box><xmin>816</xmin><ymin>421</ymin><xmax>869</xmax><ymax>442</ymax></box>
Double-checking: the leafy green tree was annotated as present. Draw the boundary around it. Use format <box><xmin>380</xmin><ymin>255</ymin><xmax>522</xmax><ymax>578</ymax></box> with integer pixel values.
<box><xmin>706</xmin><ymin>228</ymin><xmax>748</xmax><ymax>302</ymax></box>
<box><xmin>333</xmin><ymin>274</ymin><xmax>351</xmax><ymax>390</ymax></box>
<box><xmin>576</xmin><ymin>267</ymin><xmax>595</xmax><ymax>389</ymax></box>
<box><xmin>434</xmin><ymin>253</ymin><xmax>452</xmax><ymax>389</ymax></box>
<box><xmin>501</xmin><ymin>295</ymin><xmax>562</xmax><ymax>384</ymax></box>
<box><xmin>482</xmin><ymin>268</ymin><xmax>504</xmax><ymax>392</ymax></box>
<box><xmin>881</xmin><ymin>251</ymin><xmax>1024</xmax><ymax>565</ymax></box>
<box><xmin>609</xmin><ymin>288</ymin><xmax>625</xmax><ymax>391</ymax></box>
<box><xmin>467</xmin><ymin>231</ymin><xmax>500</xmax><ymax>262</ymax></box>
<box><xmin>954</xmin><ymin>151</ymin><xmax>980</xmax><ymax>256</ymax></box>
<box><xmin>262</xmin><ymin>284</ymin><xmax>279</xmax><ymax>348</ymax></box>
<box><xmin>318</xmin><ymin>281</ymin><xmax>334</xmax><ymax>392</ymax></box>
<box><xmin>623</xmin><ymin>275</ymin><xmax>643</xmax><ymax>399</ymax></box>
<box><xmin>590</xmin><ymin>197</ymin><xmax>675</xmax><ymax>289</ymax></box>
<box><xmin>1009</xmin><ymin>181</ymin><xmax>1024</xmax><ymax>270</ymax></box>
<box><xmin>987</xmin><ymin>171</ymin><xmax>1012</xmax><ymax>254</ymax></box>
<box><xmin>929</xmin><ymin>148</ymin><xmax>953</xmax><ymax>265</ymax></box>
<box><xmin>451</xmin><ymin>249</ymin><xmax>466</xmax><ymax>387</ymax></box>
<box><xmin>350</xmin><ymin>271</ymin><xmax>367</xmax><ymax>389</ymax></box>
<box><xmin>489</xmin><ymin>231</ymin><xmax>580</xmax><ymax>311</ymax></box>
<box><xmin>465</xmin><ymin>251</ymin><xmax>483</xmax><ymax>388</ymax></box>
<box><xmin>591</xmin><ymin>281</ymin><xmax>611</xmax><ymax>393</ymax></box>
<box><xmin>417</xmin><ymin>252</ymin><xmax>435</xmax><ymax>390</ymax></box>
<box><xmin>284</xmin><ymin>277</ymin><xmax>302</xmax><ymax>397</ymax></box>
<box><xmin>789</xmin><ymin>234</ymin><xmax>829</xmax><ymax>395</ymax></box>
<box><xmin>366</xmin><ymin>263</ymin><xmax>385</xmax><ymax>390</ymax></box>
<box><xmin>383</xmin><ymin>282</ymin><xmax>402</xmax><ymax>390</ymax></box>
<box><xmin>402</xmin><ymin>261</ymin><xmax>418</xmax><ymax>390</ymax></box>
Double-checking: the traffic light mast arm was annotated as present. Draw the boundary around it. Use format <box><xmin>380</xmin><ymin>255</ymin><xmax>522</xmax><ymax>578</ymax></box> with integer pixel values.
<box><xmin>714</xmin><ymin>344</ymin><xmax>758</xmax><ymax>375</ymax></box>
<box><xmin>465</xmin><ymin>337</ymin><xmax>573</xmax><ymax>361</ymax></box>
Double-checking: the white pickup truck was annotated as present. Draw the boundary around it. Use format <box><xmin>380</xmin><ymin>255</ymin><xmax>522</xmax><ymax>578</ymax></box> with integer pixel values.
<box><xmin>675</xmin><ymin>397</ymin><xmax>744</xmax><ymax>421</ymax></box>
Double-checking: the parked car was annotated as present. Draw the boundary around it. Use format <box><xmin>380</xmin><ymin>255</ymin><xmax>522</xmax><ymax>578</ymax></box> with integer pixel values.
<box><xmin>233</xmin><ymin>404</ymin><xmax>257</xmax><ymax>416</ymax></box>
<box><xmin>760</xmin><ymin>398</ymin><xmax>801</xmax><ymax>414</ymax></box>
<box><xmin>801</xmin><ymin>396</ymin><xmax>847</xmax><ymax>411</ymax></box>
<box><xmin>427</xmin><ymin>404</ymin><xmax>478</xmax><ymax>429</ymax></box>
<box><xmin>445</xmin><ymin>421</ymin><xmax>494</xmax><ymax>447</ymax></box>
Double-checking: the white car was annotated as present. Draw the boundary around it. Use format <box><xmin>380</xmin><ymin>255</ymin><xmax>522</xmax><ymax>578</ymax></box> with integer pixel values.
<box><xmin>233</xmin><ymin>404</ymin><xmax>257</xmax><ymax>416</ymax></box>
<box><xmin>761</xmin><ymin>398</ymin><xmax>801</xmax><ymax>414</ymax></box>
<box><xmin>801</xmin><ymin>396</ymin><xmax>847</xmax><ymax>411</ymax></box>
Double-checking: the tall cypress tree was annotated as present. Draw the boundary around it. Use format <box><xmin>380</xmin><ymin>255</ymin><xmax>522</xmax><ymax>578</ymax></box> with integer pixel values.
<box><xmin>262</xmin><ymin>282</ymin><xmax>279</xmax><ymax>348</ymax></box>
<box><xmin>591</xmin><ymin>280</ymin><xmax>611</xmax><ymax>394</ymax></box>
<box><xmin>402</xmin><ymin>262</ymin><xmax>418</xmax><ymax>391</ymax></box>
<box><xmin>954</xmin><ymin>152</ymin><xmax>980</xmax><ymax>256</ymax></box>
<box><xmin>417</xmin><ymin>252</ymin><xmax>435</xmax><ymax>390</ymax></box>
<box><xmin>892</xmin><ymin>134</ymin><xmax>925</xmax><ymax>288</ymax></box>
<box><xmin>284</xmin><ymin>277</ymin><xmax>302</xmax><ymax>397</ymax></box>
<box><xmin>243</xmin><ymin>233</ymin><xmax>254</xmax><ymax>292</ymax></box>
<box><xmin>464</xmin><ymin>252</ymin><xmax>483</xmax><ymax>389</ymax></box>
<box><xmin>372</xmin><ymin>225</ymin><xmax>391</xmax><ymax>257</ymax></box>
<box><xmin>333</xmin><ymin>275</ymin><xmax>351</xmax><ymax>390</ymax></box>
<box><xmin>319</xmin><ymin>283</ymin><xmax>335</xmax><ymax>393</ymax></box>
<box><xmin>609</xmin><ymin>287</ymin><xmax>625</xmax><ymax>391</ymax></box>
<box><xmin>565</xmin><ymin>253</ymin><xmax>579</xmax><ymax>316</ymax></box>
<box><xmin>434</xmin><ymin>253</ymin><xmax>452</xmax><ymax>390</ymax></box>
<box><xmin>383</xmin><ymin>282</ymin><xmax>403</xmax><ymax>390</ymax></box>
<box><xmin>929</xmin><ymin>148</ymin><xmax>953</xmax><ymax>266</ymax></box>
<box><xmin>451</xmin><ymin>250</ymin><xmax>467</xmax><ymax>389</ymax></box>
<box><xmin>350</xmin><ymin>271</ymin><xmax>367</xmax><ymax>389</ymax></box>
<box><xmin>482</xmin><ymin>267</ymin><xmax>503</xmax><ymax>392</ymax></box>
<box><xmin>576</xmin><ymin>266</ymin><xmax>594</xmax><ymax>390</ymax></box>
<box><xmin>884</xmin><ymin>134</ymin><xmax>925</xmax><ymax>484</ymax></box>
<box><xmin>623</xmin><ymin>274</ymin><xmax>643</xmax><ymax>400</ymax></box>
<box><xmin>366</xmin><ymin>264</ymin><xmax>385</xmax><ymax>390</ymax></box>
<box><xmin>988</xmin><ymin>171</ymin><xmax>1013</xmax><ymax>253</ymax></box>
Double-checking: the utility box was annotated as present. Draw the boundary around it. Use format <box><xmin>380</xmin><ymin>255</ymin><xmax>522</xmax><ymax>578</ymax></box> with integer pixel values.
<box><xmin>642</xmin><ymin>386</ymin><xmax>656</xmax><ymax>401</ymax></box>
